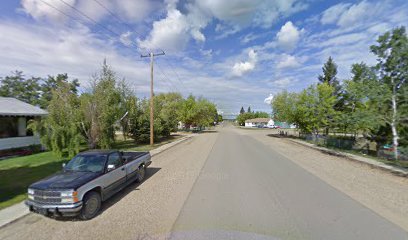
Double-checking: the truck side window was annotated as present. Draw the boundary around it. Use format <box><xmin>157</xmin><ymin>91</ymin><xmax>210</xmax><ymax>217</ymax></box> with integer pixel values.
<box><xmin>107</xmin><ymin>153</ymin><xmax>122</xmax><ymax>168</ymax></box>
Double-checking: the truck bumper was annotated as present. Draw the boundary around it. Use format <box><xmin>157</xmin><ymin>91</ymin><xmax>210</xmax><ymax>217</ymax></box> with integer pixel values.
<box><xmin>25</xmin><ymin>200</ymin><xmax>83</xmax><ymax>217</ymax></box>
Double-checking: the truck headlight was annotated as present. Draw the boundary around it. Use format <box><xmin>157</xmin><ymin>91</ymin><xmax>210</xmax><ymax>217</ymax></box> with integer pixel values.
<box><xmin>60</xmin><ymin>191</ymin><xmax>75</xmax><ymax>197</ymax></box>
<box><xmin>60</xmin><ymin>191</ymin><xmax>78</xmax><ymax>203</ymax></box>
<box><xmin>28</xmin><ymin>188</ymin><xmax>34</xmax><ymax>195</ymax></box>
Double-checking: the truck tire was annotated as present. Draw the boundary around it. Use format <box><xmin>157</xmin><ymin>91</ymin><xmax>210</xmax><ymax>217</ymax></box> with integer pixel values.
<box><xmin>79</xmin><ymin>191</ymin><xmax>101</xmax><ymax>220</ymax></box>
<box><xmin>136</xmin><ymin>165</ymin><xmax>145</xmax><ymax>183</ymax></box>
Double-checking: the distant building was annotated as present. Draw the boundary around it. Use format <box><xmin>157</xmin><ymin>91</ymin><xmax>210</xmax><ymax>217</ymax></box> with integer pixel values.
<box><xmin>0</xmin><ymin>97</ymin><xmax>48</xmax><ymax>150</ymax></box>
<box><xmin>244</xmin><ymin>118</ymin><xmax>274</xmax><ymax>128</ymax></box>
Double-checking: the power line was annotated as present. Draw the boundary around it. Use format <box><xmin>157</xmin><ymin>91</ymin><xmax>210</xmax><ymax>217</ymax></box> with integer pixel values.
<box><xmin>90</xmin><ymin>0</ymin><xmax>186</xmax><ymax>89</ymax></box>
<box><xmin>89</xmin><ymin>0</ymin><xmax>184</xmax><ymax>94</ymax></box>
<box><xmin>40</xmin><ymin>0</ymin><xmax>141</xmax><ymax>59</ymax></box>
<box><xmin>58</xmin><ymin>0</ymin><xmax>122</xmax><ymax>40</ymax></box>
<box><xmin>45</xmin><ymin>0</ymin><xmax>178</xmax><ymax>94</ymax></box>
<box><xmin>156</xmin><ymin>61</ymin><xmax>180</xmax><ymax>93</ymax></box>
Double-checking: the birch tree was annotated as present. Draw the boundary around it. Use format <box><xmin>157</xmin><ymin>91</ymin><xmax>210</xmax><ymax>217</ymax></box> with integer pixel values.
<box><xmin>370</xmin><ymin>27</ymin><xmax>408</xmax><ymax>160</ymax></box>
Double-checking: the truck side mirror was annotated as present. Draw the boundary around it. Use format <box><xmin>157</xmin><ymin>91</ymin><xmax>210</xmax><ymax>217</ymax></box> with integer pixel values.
<box><xmin>107</xmin><ymin>164</ymin><xmax>116</xmax><ymax>172</ymax></box>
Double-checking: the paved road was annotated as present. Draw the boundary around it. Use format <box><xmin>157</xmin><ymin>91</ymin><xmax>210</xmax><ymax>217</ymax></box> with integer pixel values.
<box><xmin>1</xmin><ymin>125</ymin><xmax>407</xmax><ymax>240</ymax></box>
<box><xmin>170</xmin><ymin>127</ymin><xmax>407</xmax><ymax>240</ymax></box>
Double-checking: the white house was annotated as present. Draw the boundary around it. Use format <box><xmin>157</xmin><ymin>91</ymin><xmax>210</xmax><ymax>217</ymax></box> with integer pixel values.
<box><xmin>244</xmin><ymin>118</ymin><xmax>274</xmax><ymax>128</ymax></box>
<box><xmin>0</xmin><ymin>97</ymin><xmax>48</xmax><ymax>151</ymax></box>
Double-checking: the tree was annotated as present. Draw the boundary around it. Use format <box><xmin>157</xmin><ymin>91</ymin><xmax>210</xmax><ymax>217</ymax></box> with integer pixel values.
<box><xmin>318</xmin><ymin>57</ymin><xmax>340</xmax><ymax>94</ymax></box>
<box><xmin>0</xmin><ymin>71</ymin><xmax>41</xmax><ymax>105</ymax></box>
<box><xmin>30</xmin><ymin>80</ymin><xmax>83</xmax><ymax>157</ymax></box>
<box><xmin>247</xmin><ymin>106</ymin><xmax>251</xmax><ymax>113</ymax></box>
<box><xmin>340</xmin><ymin>63</ymin><xmax>385</xmax><ymax>137</ymax></box>
<box><xmin>318</xmin><ymin>57</ymin><xmax>342</xmax><ymax>134</ymax></box>
<box><xmin>272</xmin><ymin>90</ymin><xmax>298</xmax><ymax>124</ymax></box>
<box><xmin>217</xmin><ymin>114</ymin><xmax>223</xmax><ymax>123</ymax></box>
<box><xmin>240</xmin><ymin>106</ymin><xmax>245</xmax><ymax>114</ymax></box>
<box><xmin>370</xmin><ymin>26</ymin><xmax>408</xmax><ymax>160</ymax></box>
<box><xmin>236</xmin><ymin>111</ymin><xmax>269</xmax><ymax>125</ymax></box>
<box><xmin>39</xmin><ymin>74</ymin><xmax>79</xmax><ymax>109</ymax></box>
<box><xmin>80</xmin><ymin>61</ymin><xmax>122</xmax><ymax>149</ymax></box>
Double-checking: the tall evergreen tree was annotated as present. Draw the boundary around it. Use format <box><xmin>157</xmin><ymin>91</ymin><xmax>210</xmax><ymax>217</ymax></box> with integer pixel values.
<box><xmin>247</xmin><ymin>106</ymin><xmax>251</xmax><ymax>113</ymax></box>
<box><xmin>240</xmin><ymin>106</ymin><xmax>245</xmax><ymax>114</ymax></box>
<box><xmin>318</xmin><ymin>57</ymin><xmax>341</xmax><ymax>96</ymax></box>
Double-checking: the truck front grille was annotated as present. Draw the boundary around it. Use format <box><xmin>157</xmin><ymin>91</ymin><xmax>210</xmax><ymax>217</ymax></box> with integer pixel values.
<box><xmin>32</xmin><ymin>190</ymin><xmax>62</xmax><ymax>204</ymax></box>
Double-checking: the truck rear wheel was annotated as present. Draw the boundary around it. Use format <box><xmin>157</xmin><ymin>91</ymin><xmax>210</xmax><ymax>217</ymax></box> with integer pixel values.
<box><xmin>136</xmin><ymin>165</ymin><xmax>145</xmax><ymax>183</ymax></box>
<box><xmin>79</xmin><ymin>191</ymin><xmax>101</xmax><ymax>220</ymax></box>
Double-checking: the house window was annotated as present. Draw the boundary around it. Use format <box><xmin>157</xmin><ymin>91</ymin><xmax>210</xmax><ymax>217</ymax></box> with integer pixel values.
<box><xmin>0</xmin><ymin>117</ymin><xmax>18</xmax><ymax>138</ymax></box>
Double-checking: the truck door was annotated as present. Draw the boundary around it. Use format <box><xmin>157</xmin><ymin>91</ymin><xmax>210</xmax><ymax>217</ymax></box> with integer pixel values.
<box><xmin>104</xmin><ymin>152</ymin><xmax>126</xmax><ymax>196</ymax></box>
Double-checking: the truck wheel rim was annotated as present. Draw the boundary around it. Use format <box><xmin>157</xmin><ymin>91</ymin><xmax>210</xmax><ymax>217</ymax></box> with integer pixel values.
<box><xmin>85</xmin><ymin>197</ymin><xmax>98</xmax><ymax>215</ymax></box>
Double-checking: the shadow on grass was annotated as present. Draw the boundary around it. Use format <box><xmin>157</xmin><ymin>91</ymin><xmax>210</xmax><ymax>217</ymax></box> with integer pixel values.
<box><xmin>0</xmin><ymin>160</ymin><xmax>65</xmax><ymax>208</ymax></box>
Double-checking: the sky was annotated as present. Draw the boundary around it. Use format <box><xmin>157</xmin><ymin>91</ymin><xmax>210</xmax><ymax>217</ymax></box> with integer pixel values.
<box><xmin>0</xmin><ymin>0</ymin><xmax>407</xmax><ymax>116</ymax></box>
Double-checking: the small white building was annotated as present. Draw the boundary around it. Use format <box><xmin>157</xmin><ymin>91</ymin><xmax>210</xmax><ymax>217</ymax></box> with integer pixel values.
<box><xmin>245</xmin><ymin>118</ymin><xmax>274</xmax><ymax>128</ymax></box>
<box><xmin>0</xmin><ymin>97</ymin><xmax>48</xmax><ymax>151</ymax></box>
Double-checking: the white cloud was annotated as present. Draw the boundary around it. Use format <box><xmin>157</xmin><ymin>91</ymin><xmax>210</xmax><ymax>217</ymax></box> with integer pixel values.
<box><xmin>320</xmin><ymin>1</ymin><xmax>386</xmax><ymax>29</ymax></box>
<box><xmin>276</xmin><ymin>54</ymin><xmax>300</xmax><ymax>69</ymax></box>
<box><xmin>0</xmin><ymin>20</ymin><xmax>153</xmax><ymax>93</ymax></box>
<box><xmin>264</xmin><ymin>94</ymin><xmax>273</xmax><ymax>104</ymax></box>
<box><xmin>240</xmin><ymin>32</ymin><xmax>261</xmax><ymax>44</ymax></box>
<box><xmin>337</xmin><ymin>1</ymin><xmax>371</xmax><ymax>27</ymax></box>
<box><xmin>232</xmin><ymin>49</ymin><xmax>257</xmax><ymax>77</ymax></box>
<box><xmin>138</xmin><ymin>2</ymin><xmax>209</xmax><ymax>52</ymax></box>
<box><xmin>276</xmin><ymin>21</ymin><xmax>301</xmax><ymax>51</ymax></box>
<box><xmin>21</xmin><ymin>0</ymin><xmax>76</xmax><ymax>22</ymax></box>
<box><xmin>119</xmin><ymin>31</ymin><xmax>132</xmax><ymax>46</ymax></box>
<box><xmin>137</xmin><ymin>6</ymin><xmax>190</xmax><ymax>52</ymax></box>
<box><xmin>320</xmin><ymin>3</ymin><xmax>351</xmax><ymax>25</ymax></box>
<box><xmin>196</xmin><ymin>0</ymin><xmax>308</xmax><ymax>28</ymax></box>
<box><xmin>21</xmin><ymin>0</ymin><xmax>162</xmax><ymax>24</ymax></box>
<box><xmin>272</xmin><ymin>77</ymin><xmax>292</xmax><ymax>88</ymax></box>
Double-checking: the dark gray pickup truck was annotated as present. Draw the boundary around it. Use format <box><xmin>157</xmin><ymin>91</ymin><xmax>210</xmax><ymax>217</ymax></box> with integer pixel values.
<box><xmin>26</xmin><ymin>150</ymin><xmax>151</xmax><ymax>219</ymax></box>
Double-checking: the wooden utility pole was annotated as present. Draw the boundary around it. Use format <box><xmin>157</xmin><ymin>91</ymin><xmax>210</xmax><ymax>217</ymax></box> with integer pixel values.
<box><xmin>141</xmin><ymin>51</ymin><xmax>165</xmax><ymax>145</ymax></box>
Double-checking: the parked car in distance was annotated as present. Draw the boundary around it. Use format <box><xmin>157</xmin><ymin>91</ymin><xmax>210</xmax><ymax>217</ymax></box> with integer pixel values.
<box><xmin>26</xmin><ymin>150</ymin><xmax>151</xmax><ymax>220</ymax></box>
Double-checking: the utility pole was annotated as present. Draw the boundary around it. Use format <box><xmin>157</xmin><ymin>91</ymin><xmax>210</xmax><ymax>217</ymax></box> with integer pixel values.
<box><xmin>141</xmin><ymin>51</ymin><xmax>165</xmax><ymax>145</ymax></box>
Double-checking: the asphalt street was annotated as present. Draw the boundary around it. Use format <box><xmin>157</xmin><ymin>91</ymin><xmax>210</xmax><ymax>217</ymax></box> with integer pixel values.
<box><xmin>0</xmin><ymin>125</ymin><xmax>407</xmax><ymax>240</ymax></box>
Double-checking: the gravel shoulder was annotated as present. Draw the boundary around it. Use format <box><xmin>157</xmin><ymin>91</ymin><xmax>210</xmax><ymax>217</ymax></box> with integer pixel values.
<box><xmin>236</xmin><ymin>128</ymin><xmax>408</xmax><ymax>232</ymax></box>
<box><xmin>0</xmin><ymin>132</ymin><xmax>219</xmax><ymax>240</ymax></box>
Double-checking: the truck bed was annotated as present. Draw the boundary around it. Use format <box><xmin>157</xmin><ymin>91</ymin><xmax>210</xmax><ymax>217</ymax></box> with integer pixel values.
<box><xmin>122</xmin><ymin>151</ymin><xmax>149</xmax><ymax>162</ymax></box>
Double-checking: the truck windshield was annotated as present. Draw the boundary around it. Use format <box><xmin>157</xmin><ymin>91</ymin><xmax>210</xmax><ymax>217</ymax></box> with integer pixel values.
<box><xmin>65</xmin><ymin>155</ymin><xmax>107</xmax><ymax>173</ymax></box>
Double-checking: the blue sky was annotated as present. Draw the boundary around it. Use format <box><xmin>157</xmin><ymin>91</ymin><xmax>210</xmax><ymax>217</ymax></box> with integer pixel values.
<box><xmin>0</xmin><ymin>0</ymin><xmax>407</xmax><ymax>115</ymax></box>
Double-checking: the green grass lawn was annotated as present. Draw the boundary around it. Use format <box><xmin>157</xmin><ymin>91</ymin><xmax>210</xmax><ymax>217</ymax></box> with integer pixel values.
<box><xmin>0</xmin><ymin>135</ymin><xmax>183</xmax><ymax>210</ymax></box>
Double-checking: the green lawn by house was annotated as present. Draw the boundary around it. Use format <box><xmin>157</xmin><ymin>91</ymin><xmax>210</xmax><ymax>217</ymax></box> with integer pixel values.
<box><xmin>0</xmin><ymin>135</ymin><xmax>182</xmax><ymax>210</ymax></box>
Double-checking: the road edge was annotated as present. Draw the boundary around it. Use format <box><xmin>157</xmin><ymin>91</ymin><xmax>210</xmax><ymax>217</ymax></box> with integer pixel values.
<box><xmin>287</xmin><ymin>138</ymin><xmax>408</xmax><ymax>178</ymax></box>
<box><xmin>0</xmin><ymin>134</ymin><xmax>194</xmax><ymax>229</ymax></box>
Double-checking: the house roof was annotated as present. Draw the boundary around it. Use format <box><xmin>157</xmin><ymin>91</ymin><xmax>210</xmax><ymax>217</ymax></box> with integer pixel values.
<box><xmin>0</xmin><ymin>97</ymin><xmax>48</xmax><ymax>116</ymax></box>
<box><xmin>245</xmin><ymin>118</ymin><xmax>272</xmax><ymax>123</ymax></box>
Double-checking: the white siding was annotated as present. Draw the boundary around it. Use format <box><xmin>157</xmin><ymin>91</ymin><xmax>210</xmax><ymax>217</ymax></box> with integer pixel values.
<box><xmin>0</xmin><ymin>136</ymin><xmax>41</xmax><ymax>150</ymax></box>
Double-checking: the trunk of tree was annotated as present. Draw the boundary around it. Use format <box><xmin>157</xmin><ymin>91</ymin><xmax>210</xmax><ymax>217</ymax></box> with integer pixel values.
<box><xmin>391</xmin><ymin>83</ymin><xmax>399</xmax><ymax>160</ymax></box>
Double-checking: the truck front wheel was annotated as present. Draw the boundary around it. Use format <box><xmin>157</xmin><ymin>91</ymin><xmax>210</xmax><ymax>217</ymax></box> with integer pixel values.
<box><xmin>79</xmin><ymin>191</ymin><xmax>101</xmax><ymax>220</ymax></box>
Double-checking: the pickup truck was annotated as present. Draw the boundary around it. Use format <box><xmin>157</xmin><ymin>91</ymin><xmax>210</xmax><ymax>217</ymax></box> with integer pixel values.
<box><xmin>25</xmin><ymin>150</ymin><xmax>151</xmax><ymax>220</ymax></box>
